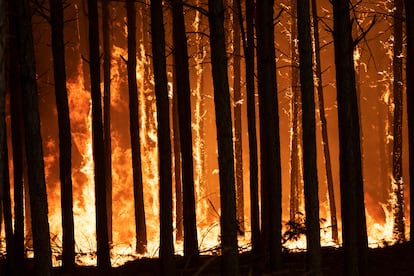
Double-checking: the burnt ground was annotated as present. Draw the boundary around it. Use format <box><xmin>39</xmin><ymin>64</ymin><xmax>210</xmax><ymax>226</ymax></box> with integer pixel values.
<box><xmin>1</xmin><ymin>242</ymin><xmax>414</xmax><ymax>275</ymax></box>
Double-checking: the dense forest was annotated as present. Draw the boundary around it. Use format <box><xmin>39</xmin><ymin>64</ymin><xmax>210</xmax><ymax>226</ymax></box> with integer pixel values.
<box><xmin>0</xmin><ymin>0</ymin><xmax>413</xmax><ymax>275</ymax></box>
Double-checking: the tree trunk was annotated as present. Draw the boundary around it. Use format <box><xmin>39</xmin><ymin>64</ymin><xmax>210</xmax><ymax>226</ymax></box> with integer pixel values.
<box><xmin>311</xmin><ymin>0</ymin><xmax>338</xmax><ymax>244</ymax></box>
<box><xmin>297</xmin><ymin>0</ymin><xmax>322</xmax><ymax>274</ymax></box>
<box><xmin>405</xmin><ymin>0</ymin><xmax>414</xmax><ymax>243</ymax></box>
<box><xmin>171</xmin><ymin>0</ymin><xmax>199</xmax><ymax>258</ymax></box>
<box><xmin>256</xmin><ymin>0</ymin><xmax>283</xmax><ymax>271</ymax></box>
<box><xmin>332</xmin><ymin>0</ymin><xmax>368</xmax><ymax>274</ymax></box>
<box><xmin>126</xmin><ymin>0</ymin><xmax>148</xmax><ymax>254</ymax></box>
<box><xmin>208</xmin><ymin>0</ymin><xmax>239</xmax><ymax>274</ymax></box>
<box><xmin>102</xmin><ymin>0</ymin><xmax>113</xmax><ymax>244</ymax></box>
<box><xmin>392</xmin><ymin>0</ymin><xmax>405</xmax><ymax>242</ymax></box>
<box><xmin>88</xmin><ymin>0</ymin><xmax>111</xmax><ymax>270</ymax></box>
<box><xmin>49</xmin><ymin>0</ymin><xmax>75</xmax><ymax>269</ymax></box>
<box><xmin>15</xmin><ymin>0</ymin><xmax>53</xmax><ymax>274</ymax></box>
<box><xmin>150</xmin><ymin>1</ymin><xmax>176</xmax><ymax>274</ymax></box>
<box><xmin>232</xmin><ymin>0</ymin><xmax>244</xmax><ymax>236</ymax></box>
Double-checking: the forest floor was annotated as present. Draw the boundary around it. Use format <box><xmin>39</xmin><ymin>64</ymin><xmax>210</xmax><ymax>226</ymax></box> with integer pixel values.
<box><xmin>1</xmin><ymin>241</ymin><xmax>414</xmax><ymax>275</ymax></box>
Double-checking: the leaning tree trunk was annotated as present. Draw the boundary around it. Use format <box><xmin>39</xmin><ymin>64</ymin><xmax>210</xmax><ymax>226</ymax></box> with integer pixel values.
<box><xmin>256</xmin><ymin>0</ymin><xmax>283</xmax><ymax>271</ymax></box>
<box><xmin>126</xmin><ymin>0</ymin><xmax>148</xmax><ymax>255</ymax></box>
<box><xmin>332</xmin><ymin>0</ymin><xmax>368</xmax><ymax>274</ymax></box>
<box><xmin>150</xmin><ymin>1</ymin><xmax>176</xmax><ymax>275</ymax></box>
<box><xmin>404</xmin><ymin>0</ymin><xmax>414</xmax><ymax>243</ymax></box>
<box><xmin>298</xmin><ymin>0</ymin><xmax>322</xmax><ymax>274</ymax></box>
<box><xmin>88</xmin><ymin>0</ymin><xmax>111</xmax><ymax>270</ymax></box>
<box><xmin>311</xmin><ymin>0</ymin><xmax>338</xmax><ymax>244</ymax></box>
<box><xmin>208</xmin><ymin>0</ymin><xmax>239</xmax><ymax>274</ymax></box>
<box><xmin>392</xmin><ymin>0</ymin><xmax>405</xmax><ymax>243</ymax></box>
<box><xmin>15</xmin><ymin>0</ymin><xmax>53</xmax><ymax>274</ymax></box>
<box><xmin>49</xmin><ymin>0</ymin><xmax>75</xmax><ymax>269</ymax></box>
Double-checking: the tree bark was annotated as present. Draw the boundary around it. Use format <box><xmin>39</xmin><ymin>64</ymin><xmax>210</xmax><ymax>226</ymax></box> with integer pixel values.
<box><xmin>208</xmin><ymin>0</ymin><xmax>239</xmax><ymax>274</ymax></box>
<box><xmin>297</xmin><ymin>0</ymin><xmax>322</xmax><ymax>274</ymax></box>
<box><xmin>332</xmin><ymin>0</ymin><xmax>368</xmax><ymax>274</ymax></box>
<box><xmin>49</xmin><ymin>0</ymin><xmax>75</xmax><ymax>269</ymax></box>
<box><xmin>88</xmin><ymin>0</ymin><xmax>111</xmax><ymax>270</ymax></box>
<box><xmin>150</xmin><ymin>1</ymin><xmax>176</xmax><ymax>274</ymax></box>
<box><xmin>256</xmin><ymin>0</ymin><xmax>283</xmax><ymax>271</ymax></box>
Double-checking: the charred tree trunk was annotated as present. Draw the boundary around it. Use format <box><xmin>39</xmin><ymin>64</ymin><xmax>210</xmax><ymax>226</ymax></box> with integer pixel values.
<box><xmin>232</xmin><ymin>0</ymin><xmax>244</xmax><ymax>236</ymax></box>
<box><xmin>392</xmin><ymin>0</ymin><xmax>405</xmax><ymax>242</ymax></box>
<box><xmin>126</xmin><ymin>0</ymin><xmax>148</xmax><ymax>254</ymax></box>
<box><xmin>297</xmin><ymin>0</ymin><xmax>322</xmax><ymax>274</ymax></box>
<box><xmin>15</xmin><ymin>0</ymin><xmax>53</xmax><ymax>274</ymax></box>
<box><xmin>256</xmin><ymin>0</ymin><xmax>283</xmax><ymax>271</ymax></box>
<box><xmin>311</xmin><ymin>0</ymin><xmax>338</xmax><ymax>244</ymax></box>
<box><xmin>49</xmin><ymin>0</ymin><xmax>75</xmax><ymax>269</ymax></box>
<box><xmin>332</xmin><ymin>0</ymin><xmax>368</xmax><ymax>274</ymax></box>
<box><xmin>171</xmin><ymin>0</ymin><xmax>199</xmax><ymax>258</ymax></box>
<box><xmin>88</xmin><ymin>0</ymin><xmax>111</xmax><ymax>270</ymax></box>
<box><xmin>150</xmin><ymin>1</ymin><xmax>176</xmax><ymax>274</ymax></box>
<box><xmin>405</xmin><ymin>0</ymin><xmax>414</xmax><ymax>243</ymax></box>
<box><xmin>102</xmin><ymin>0</ymin><xmax>113</xmax><ymax>244</ymax></box>
<box><xmin>208</xmin><ymin>0</ymin><xmax>239</xmax><ymax>274</ymax></box>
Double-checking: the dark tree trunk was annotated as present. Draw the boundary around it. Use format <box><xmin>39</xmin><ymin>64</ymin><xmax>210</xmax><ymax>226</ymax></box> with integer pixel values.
<box><xmin>405</xmin><ymin>0</ymin><xmax>414</xmax><ymax>243</ymax></box>
<box><xmin>49</xmin><ymin>0</ymin><xmax>75</xmax><ymax>269</ymax></box>
<box><xmin>311</xmin><ymin>0</ymin><xmax>338</xmax><ymax>244</ymax></box>
<box><xmin>88</xmin><ymin>0</ymin><xmax>111</xmax><ymax>270</ymax></box>
<box><xmin>236</xmin><ymin>0</ymin><xmax>260</xmax><ymax>254</ymax></box>
<box><xmin>171</xmin><ymin>0</ymin><xmax>199</xmax><ymax>258</ymax></box>
<box><xmin>102</xmin><ymin>0</ymin><xmax>113</xmax><ymax>244</ymax></box>
<box><xmin>297</xmin><ymin>0</ymin><xmax>322</xmax><ymax>274</ymax></box>
<box><xmin>232</xmin><ymin>0</ymin><xmax>244</xmax><ymax>236</ymax></box>
<box><xmin>126</xmin><ymin>0</ymin><xmax>148</xmax><ymax>254</ymax></box>
<box><xmin>208</xmin><ymin>0</ymin><xmax>239</xmax><ymax>274</ymax></box>
<box><xmin>256</xmin><ymin>0</ymin><xmax>283</xmax><ymax>271</ymax></box>
<box><xmin>150</xmin><ymin>1</ymin><xmax>176</xmax><ymax>274</ymax></box>
<box><xmin>15</xmin><ymin>0</ymin><xmax>53</xmax><ymax>274</ymax></box>
<box><xmin>332</xmin><ymin>0</ymin><xmax>368</xmax><ymax>274</ymax></box>
<box><xmin>392</xmin><ymin>0</ymin><xmax>405</xmax><ymax>242</ymax></box>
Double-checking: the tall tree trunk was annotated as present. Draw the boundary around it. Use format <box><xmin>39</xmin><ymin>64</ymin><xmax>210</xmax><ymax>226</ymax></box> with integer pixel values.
<box><xmin>102</xmin><ymin>0</ymin><xmax>113</xmax><ymax>244</ymax></box>
<box><xmin>0</xmin><ymin>0</ymin><xmax>5</xmax><ymax>202</ymax></box>
<box><xmin>15</xmin><ymin>0</ymin><xmax>53</xmax><ymax>274</ymax></box>
<box><xmin>405</xmin><ymin>0</ymin><xmax>414</xmax><ymax>243</ymax></box>
<box><xmin>332</xmin><ymin>0</ymin><xmax>368</xmax><ymax>274</ymax></box>
<box><xmin>232</xmin><ymin>0</ymin><xmax>244</xmax><ymax>236</ymax></box>
<box><xmin>392</xmin><ymin>0</ymin><xmax>405</xmax><ymax>242</ymax></box>
<box><xmin>311</xmin><ymin>0</ymin><xmax>338</xmax><ymax>244</ymax></box>
<box><xmin>256</xmin><ymin>0</ymin><xmax>283</xmax><ymax>271</ymax></box>
<box><xmin>49</xmin><ymin>0</ymin><xmax>75</xmax><ymax>269</ymax></box>
<box><xmin>150</xmin><ymin>1</ymin><xmax>176</xmax><ymax>274</ymax></box>
<box><xmin>126</xmin><ymin>0</ymin><xmax>148</xmax><ymax>254</ymax></box>
<box><xmin>297</xmin><ymin>0</ymin><xmax>322</xmax><ymax>274</ymax></box>
<box><xmin>171</xmin><ymin>0</ymin><xmax>199</xmax><ymax>258</ymax></box>
<box><xmin>236</xmin><ymin>0</ymin><xmax>260</xmax><ymax>253</ymax></box>
<box><xmin>88</xmin><ymin>0</ymin><xmax>111</xmax><ymax>270</ymax></box>
<box><xmin>208</xmin><ymin>0</ymin><xmax>239</xmax><ymax>274</ymax></box>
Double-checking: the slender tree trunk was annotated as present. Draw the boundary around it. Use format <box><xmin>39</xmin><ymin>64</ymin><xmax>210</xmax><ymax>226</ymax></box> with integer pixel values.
<box><xmin>208</xmin><ymin>0</ymin><xmax>239</xmax><ymax>274</ymax></box>
<box><xmin>298</xmin><ymin>0</ymin><xmax>322</xmax><ymax>274</ymax></box>
<box><xmin>0</xmin><ymin>0</ymin><xmax>5</xmax><ymax>202</ymax></box>
<box><xmin>392</xmin><ymin>0</ymin><xmax>405</xmax><ymax>242</ymax></box>
<box><xmin>102</xmin><ymin>0</ymin><xmax>113</xmax><ymax>244</ymax></box>
<box><xmin>332</xmin><ymin>0</ymin><xmax>368</xmax><ymax>274</ymax></box>
<box><xmin>49</xmin><ymin>0</ymin><xmax>75</xmax><ymax>269</ymax></box>
<box><xmin>150</xmin><ymin>1</ymin><xmax>176</xmax><ymax>274</ymax></box>
<box><xmin>232</xmin><ymin>0</ymin><xmax>244</xmax><ymax>236</ymax></box>
<box><xmin>311</xmin><ymin>0</ymin><xmax>338</xmax><ymax>244</ymax></box>
<box><xmin>171</xmin><ymin>0</ymin><xmax>199</xmax><ymax>258</ymax></box>
<box><xmin>88</xmin><ymin>0</ymin><xmax>111</xmax><ymax>270</ymax></box>
<box><xmin>15</xmin><ymin>0</ymin><xmax>53</xmax><ymax>274</ymax></box>
<box><xmin>405</xmin><ymin>0</ymin><xmax>414</xmax><ymax>243</ymax></box>
<box><xmin>256</xmin><ymin>0</ymin><xmax>283</xmax><ymax>271</ymax></box>
<box><xmin>236</xmin><ymin>0</ymin><xmax>260</xmax><ymax>253</ymax></box>
<box><xmin>126</xmin><ymin>0</ymin><xmax>148</xmax><ymax>254</ymax></box>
